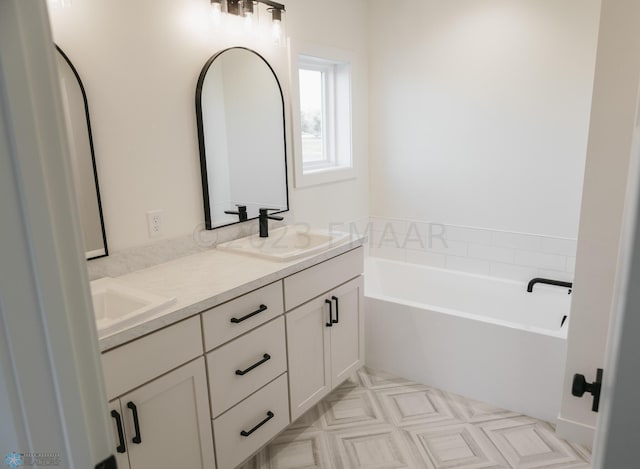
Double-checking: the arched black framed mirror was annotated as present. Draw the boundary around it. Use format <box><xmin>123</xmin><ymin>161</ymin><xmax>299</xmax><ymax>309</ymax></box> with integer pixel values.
<box><xmin>196</xmin><ymin>47</ymin><xmax>289</xmax><ymax>230</ymax></box>
<box><xmin>55</xmin><ymin>45</ymin><xmax>108</xmax><ymax>259</ymax></box>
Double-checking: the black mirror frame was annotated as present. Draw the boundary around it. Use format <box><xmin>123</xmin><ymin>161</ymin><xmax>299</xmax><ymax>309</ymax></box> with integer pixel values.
<box><xmin>195</xmin><ymin>46</ymin><xmax>290</xmax><ymax>231</ymax></box>
<box><xmin>55</xmin><ymin>45</ymin><xmax>109</xmax><ymax>260</ymax></box>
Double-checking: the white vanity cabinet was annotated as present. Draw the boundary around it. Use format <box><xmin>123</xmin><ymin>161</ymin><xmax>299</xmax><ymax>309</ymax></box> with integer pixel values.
<box><xmin>101</xmin><ymin>245</ymin><xmax>364</xmax><ymax>469</ymax></box>
<box><xmin>102</xmin><ymin>317</ymin><xmax>215</xmax><ymax>469</ymax></box>
<box><xmin>108</xmin><ymin>358</ymin><xmax>215</xmax><ymax>469</ymax></box>
<box><xmin>285</xmin><ymin>248</ymin><xmax>364</xmax><ymax>421</ymax></box>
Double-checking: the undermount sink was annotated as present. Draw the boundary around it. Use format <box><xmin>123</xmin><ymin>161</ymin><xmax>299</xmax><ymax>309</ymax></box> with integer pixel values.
<box><xmin>217</xmin><ymin>227</ymin><xmax>350</xmax><ymax>261</ymax></box>
<box><xmin>91</xmin><ymin>278</ymin><xmax>176</xmax><ymax>336</ymax></box>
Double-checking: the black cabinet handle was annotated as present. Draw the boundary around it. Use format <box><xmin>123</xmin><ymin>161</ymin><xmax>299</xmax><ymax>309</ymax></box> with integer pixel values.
<box><xmin>325</xmin><ymin>299</ymin><xmax>333</xmax><ymax>327</ymax></box>
<box><xmin>240</xmin><ymin>411</ymin><xmax>274</xmax><ymax>437</ymax></box>
<box><xmin>110</xmin><ymin>410</ymin><xmax>126</xmax><ymax>453</ymax></box>
<box><xmin>231</xmin><ymin>304</ymin><xmax>267</xmax><ymax>324</ymax></box>
<box><xmin>126</xmin><ymin>402</ymin><xmax>142</xmax><ymax>444</ymax></box>
<box><xmin>235</xmin><ymin>353</ymin><xmax>271</xmax><ymax>376</ymax></box>
<box><xmin>331</xmin><ymin>296</ymin><xmax>339</xmax><ymax>324</ymax></box>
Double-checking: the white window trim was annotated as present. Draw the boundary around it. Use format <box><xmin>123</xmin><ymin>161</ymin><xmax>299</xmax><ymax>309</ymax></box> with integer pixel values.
<box><xmin>291</xmin><ymin>44</ymin><xmax>356</xmax><ymax>188</ymax></box>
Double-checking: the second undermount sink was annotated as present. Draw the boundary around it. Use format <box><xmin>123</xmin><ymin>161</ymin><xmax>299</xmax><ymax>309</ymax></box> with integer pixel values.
<box><xmin>217</xmin><ymin>227</ymin><xmax>350</xmax><ymax>261</ymax></box>
<box><xmin>91</xmin><ymin>278</ymin><xmax>176</xmax><ymax>337</ymax></box>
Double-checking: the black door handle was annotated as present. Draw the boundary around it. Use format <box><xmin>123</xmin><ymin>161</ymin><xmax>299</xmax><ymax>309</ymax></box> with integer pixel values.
<box><xmin>571</xmin><ymin>368</ymin><xmax>603</xmax><ymax>412</ymax></box>
<box><xmin>325</xmin><ymin>299</ymin><xmax>333</xmax><ymax>327</ymax></box>
<box><xmin>240</xmin><ymin>411</ymin><xmax>275</xmax><ymax>437</ymax></box>
<box><xmin>331</xmin><ymin>296</ymin><xmax>339</xmax><ymax>324</ymax></box>
<box><xmin>110</xmin><ymin>410</ymin><xmax>126</xmax><ymax>453</ymax></box>
<box><xmin>126</xmin><ymin>402</ymin><xmax>142</xmax><ymax>444</ymax></box>
<box><xmin>230</xmin><ymin>304</ymin><xmax>268</xmax><ymax>324</ymax></box>
<box><xmin>235</xmin><ymin>353</ymin><xmax>271</xmax><ymax>376</ymax></box>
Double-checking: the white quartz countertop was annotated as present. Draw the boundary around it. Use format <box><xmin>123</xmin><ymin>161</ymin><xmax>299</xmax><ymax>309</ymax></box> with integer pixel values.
<box><xmin>98</xmin><ymin>237</ymin><xmax>365</xmax><ymax>352</ymax></box>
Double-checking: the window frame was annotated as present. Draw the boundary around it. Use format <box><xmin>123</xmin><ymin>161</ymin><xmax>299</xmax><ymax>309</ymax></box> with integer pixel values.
<box><xmin>292</xmin><ymin>45</ymin><xmax>355</xmax><ymax>188</ymax></box>
<box><xmin>298</xmin><ymin>58</ymin><xmax>336</xmax><ymax>172</ymax></box>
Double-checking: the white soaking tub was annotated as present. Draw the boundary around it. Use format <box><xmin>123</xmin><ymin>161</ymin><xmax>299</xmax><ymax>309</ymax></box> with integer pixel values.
<box><xmin>364</xmin><ymin>257</ymin><xmax>571</xmax><ymax>422</ymax></box>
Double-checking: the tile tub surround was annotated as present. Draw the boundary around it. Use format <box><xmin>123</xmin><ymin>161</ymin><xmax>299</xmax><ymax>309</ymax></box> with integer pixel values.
<box><xmin>240</xmin><ymin>367</ymin><xmax>591</xmax><ymax>469</ymax></box>
<box><xmin>96</xmin><ymin>236</ymin><xmax>365</xmax><ymax>351</ymax></box>
<box><xmin>366</xmin><ymin>217</ymin><xmax>577</xmax><ymax>283</ymax></box>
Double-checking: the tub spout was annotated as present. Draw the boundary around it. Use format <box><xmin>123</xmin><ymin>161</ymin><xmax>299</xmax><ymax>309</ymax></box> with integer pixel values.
<box><xmin>527</xmin><ymin>277</ymin><xmax>573</xmax><ymax>294</ymax></box>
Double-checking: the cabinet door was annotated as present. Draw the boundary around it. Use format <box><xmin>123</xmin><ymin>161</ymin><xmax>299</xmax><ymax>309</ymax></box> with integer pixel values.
<box><xmin>108</xmin><ymin>400</ymin><xmax>131</xmax><ymax>469</ymax></box>
<box><xmin>122</xmin><ymin>357</ymin><xmax>215</xmax><ymax>469</ymax></box>
<box><xmin>330</xmin><ymin>276</ymin><xmax>364</xmax><ymax>387</ymax></box>
<box><xmin>286</xmin><ymin>295</ymin><xmax>332</xmax><ymax>421</ymax></box>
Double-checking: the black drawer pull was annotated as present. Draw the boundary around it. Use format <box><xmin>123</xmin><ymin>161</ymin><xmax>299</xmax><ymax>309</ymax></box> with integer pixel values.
<box><xmin>126</xmin><ymin>402</ymin><xmax>142</xmax><ymax>444</ymax></box>
<box><xmin>231</xmin><ymin>304</ymin><xmax>268</xmax><ymax>324</ymax></box>
<box><xmin>325</xmin><ymin>299</ymin><xmax>333</xmax><ymax>327</ymax></box>
<box><xmin>235</xmin><ymin>353</ymin><xmax>271</xmax><ymax>376</ymax></box>
<box><xmin>110</xmin><ymin>410</ymin><xmax>126</xmax><ymax>453</ymax></box>
<box><xmin>331</xmin><ymin>296</ymin><xmax>339</xmax><ymax>324</ymax></box>
<box><xmin>240</xmin><ymin>411</ymin><xmax>275</xmax><ymax>437</ymax></box>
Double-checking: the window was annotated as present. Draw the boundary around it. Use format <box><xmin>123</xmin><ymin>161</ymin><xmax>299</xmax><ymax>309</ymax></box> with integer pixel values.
<box><xmin>295</xmin><ymin>53</ymin><xmax>353</xmax><ymax>186</ymax></box>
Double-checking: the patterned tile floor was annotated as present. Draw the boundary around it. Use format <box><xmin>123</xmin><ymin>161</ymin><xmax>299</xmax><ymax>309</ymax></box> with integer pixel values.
<box><xmin>240</xmin><ymin>367</ymin><xmax>592</xmax><ymax>469</ymax></box>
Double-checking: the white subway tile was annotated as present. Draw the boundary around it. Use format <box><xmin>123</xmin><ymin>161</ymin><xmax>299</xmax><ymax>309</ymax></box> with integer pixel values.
<box><xmin>369</xmin><ymin>246</ymin><xmax>405</xmax><ymax>262</ymax></box>
<box><xmin>405</xmin><ymin>249</ymin><xmax>446</xmax><ymax>268</ymax></box>
<box><xmin>468</xmin><ymin>244</ymin><xmax>515</xmax><ymax>263</ymax></box>
<box><xmin>566</xmin><ymin>256</ymin><xmax>577</xmax><ymax>273</ymax></box>
<box><xmin>539</xmin><ymin>237</ymin><xmax>578</xmax><ymax>256</ymax></box>
<box><xmin>425</xmin><ymin>239</ymin><xmax>468</xmax><ymax>257</ymax></box>
<box><xmin>489</xmin><ymin>263</ymin><xmax>539</xmax><ymax>282</ymax></box>
<box><xmin>370</xmin><ymin>229</ymin><xmax>403</xmax><ymax>249</ymax></box>
<box><xmin>445</xmin><ymin>256</ymin><xmax>491</xmax><ymax>275</ymax></box>
<box><xmin>442</xmin><ymin>225</ymin><xmax>493</xmax><ymax>244</ymax></box>
<box><xmin>515</xmin><ymin>250</ymin><xmax>567</xmax><ymax>270</ymax></box>
<box><xmin>492</xmin><ymin>231</ymin><xmax>543</xmax><ymax>251</ymax></box>
<box><xmin>538</xmin><ymin>268</ymin><xmax>574</xmax><ymax>280</ymax></box>
<box><xmin>370</xmin><ymin>228</ymin><xmax>426</xmax><ymax>251</ymax></box>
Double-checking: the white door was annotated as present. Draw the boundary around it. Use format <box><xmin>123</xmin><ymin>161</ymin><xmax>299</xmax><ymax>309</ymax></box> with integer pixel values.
<box><xmin>593</xmin><ymin>141</ymin><xmax>640</xmax><ymax>466</ymax></box>
<box><xmin>286</xmin><ymin>295</ymin><xmax>332</xmax><ymax>421</ymax></box>
<box><xmin>329</xmin><ymin>277</ymin><xmax>364</xmax><ymax>387</ymax></box>
<box><xmin>108</xmin><ymin>400</ymin><xmax>131</xmax><ymax>469</ymax></box>
<box><xmin>122</xmin><ymin>358</ymin><xmax>215</xmax><ymax>469</ymax></box>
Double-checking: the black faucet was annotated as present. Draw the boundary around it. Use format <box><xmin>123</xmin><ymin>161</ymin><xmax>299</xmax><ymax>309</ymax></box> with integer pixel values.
<box><xmin>527</xmin><ymin>277</ymin><xmax>573</xmax><ymax>294</ymax></box>
<box><xmin>224</xmin><ymin>204</ymin><xmax>248</xmax><ymax>222</ymax></box>
<box><xmin>259</xmin><ymin>208</ymin><xmax>284</xmax><ymax>238</ymax></box>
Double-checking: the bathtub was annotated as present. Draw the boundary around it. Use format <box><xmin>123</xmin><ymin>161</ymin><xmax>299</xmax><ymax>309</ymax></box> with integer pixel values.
<box><xmin>364</xmin><ymin>257</ymin><xmax>570</xmax><ymax>423</ymax></box>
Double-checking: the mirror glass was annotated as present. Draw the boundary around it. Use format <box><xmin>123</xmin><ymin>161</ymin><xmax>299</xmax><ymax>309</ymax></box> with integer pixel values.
<box><xmin>56</xmin><ymin>46</ymin><xmax>108</xmax><ymax>259</ymax></box>
<box><xmin>196</xmin><ymin>47</ymin><xmax>289</xmax><ymax>230</ymax></box>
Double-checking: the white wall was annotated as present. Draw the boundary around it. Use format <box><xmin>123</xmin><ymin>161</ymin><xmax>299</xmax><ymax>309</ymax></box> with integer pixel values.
<box><xmin>557</xmin><ymin>0</ymin><xmax>640</xmax><ymax>446</ymax></box>
<box><xmin>368</xmin><ymin>0</ymin><xmax>600</xmax><ymax>239</ymax></box>
<box><xmin>49</xmin><ymin>0</ymin><xmax>369</xmax><ymax>252</ymax></box>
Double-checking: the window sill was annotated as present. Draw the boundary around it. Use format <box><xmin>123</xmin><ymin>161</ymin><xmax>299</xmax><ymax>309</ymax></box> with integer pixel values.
<box><xmin>295</xmin><ymin>165</ymin><xmax>356</xmax><ymax>188</ymax></box>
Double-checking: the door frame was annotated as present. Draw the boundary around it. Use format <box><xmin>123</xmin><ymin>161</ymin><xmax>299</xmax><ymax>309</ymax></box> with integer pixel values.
<box><xmin>0</xmin><ymin>1</ymin><xmax>113</xmax><ymax>467</ymax></box>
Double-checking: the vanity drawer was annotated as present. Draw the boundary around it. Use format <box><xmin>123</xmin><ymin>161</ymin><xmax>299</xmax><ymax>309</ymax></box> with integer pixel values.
<box><xmin>102</xmin><ymin>316</ymin><xmax>202</xmax><ymax>400</ymax></box>
<box><xmin>284</xmin><ymin>247</ymin><xmax>364</xmax><ymax>310</ymax></box>
<box><xmin>207</xmin><ymin>317</ymin><xmax>286</xmax><ymax>417</ymax></box>
<box><xmin>202</xmin><ymin>281</ymin><xmax>284</xmax><ymax>351</ymax></box>
<box><xmin>213</xmin><ymin>373</ymin><xmax>289</xmax><ymax>469</ymax></box>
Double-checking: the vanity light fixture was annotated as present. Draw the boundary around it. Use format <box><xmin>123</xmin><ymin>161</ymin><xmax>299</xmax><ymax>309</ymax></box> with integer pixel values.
<box><xmin>210</xmin><ymin>0</ymin><xmax>223</xmax><ymax>24</ymax></box>
<box><xmin>209</xmin><ymin>0</ymin><xmax>285</xmax><ymax>44</ymax></box>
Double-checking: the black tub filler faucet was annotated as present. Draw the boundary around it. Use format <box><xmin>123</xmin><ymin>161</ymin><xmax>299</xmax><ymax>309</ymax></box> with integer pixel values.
<box><xmin>527</xmin><ymin>277</ymin><xmax>573</xmax><ymax>294</ymax></box>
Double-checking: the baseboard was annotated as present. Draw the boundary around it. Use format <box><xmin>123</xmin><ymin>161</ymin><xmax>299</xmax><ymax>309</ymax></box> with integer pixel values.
<box><xmin>556</xmin><ymin>415</ymin><xmax>595</xmax><ymax>447</ymax></box>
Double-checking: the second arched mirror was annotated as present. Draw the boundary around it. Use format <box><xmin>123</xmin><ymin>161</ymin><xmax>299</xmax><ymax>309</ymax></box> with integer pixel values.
<box><xmin>196</xmin><ymin>47</ymin><xmax>289</xmax><ymax>230</ymax></box>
